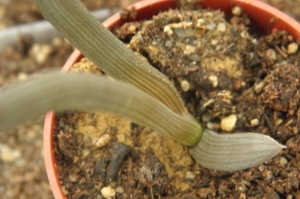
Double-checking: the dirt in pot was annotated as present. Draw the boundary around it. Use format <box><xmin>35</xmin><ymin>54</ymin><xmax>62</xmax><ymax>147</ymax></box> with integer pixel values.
<box><xmin>54</xmin><ymin>4</ymin><xmax>300</xmax><ymax>199</ymax></box>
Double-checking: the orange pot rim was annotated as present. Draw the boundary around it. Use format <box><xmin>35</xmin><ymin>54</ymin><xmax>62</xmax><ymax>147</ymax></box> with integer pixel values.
<box><xmin>43</xmin><ymin>0</ymin><xmax>300</xmax><ymax>198</ymax></box>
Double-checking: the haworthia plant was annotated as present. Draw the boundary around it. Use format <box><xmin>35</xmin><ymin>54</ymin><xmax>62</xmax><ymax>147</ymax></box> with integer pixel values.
<box><xmin>0</xmin><ymin>0</ymin><xmax>285</xmax><ymax>171</ymax></box>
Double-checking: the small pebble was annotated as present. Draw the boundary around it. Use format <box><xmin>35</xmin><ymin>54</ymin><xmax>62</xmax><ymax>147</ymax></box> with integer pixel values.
<box><xmin>101</xmin><ymin>186</ymin><xmax>116</xmax><ymax>199</ymax></box>
<box><xmin>266</xmin><ymin>49</ymin><xmax>277</xmax><ymax>60</ymax></box>
<box><xmin>221</xmin><ymin>114</ymin><xmax>237</xmax><ymax>132</ymax></box>
<box><xmin>95</xmin><ymin>134</ymin><xmax>111</xmax><ymax>148</ymax></box>
<box><xmin>279</xmin><ymin>156</ymin><xmax>288</xmax><ymax>166</ymax></box>
<box><xmin>287</xmin><ymin>42</ymin><xmax>298</xmax><ymax>54</ymax></box>
<box><xmin>106</xmin><ymin>142</ymin><xmax>130</xmax><ymax>181</ymax></box>
<box><xmin>232</xmin><ymin>6</ymin><xmax>242</xmax><ymax>16</ymax></box>
<box><xmin>184</xmin><ymin>45</ymin><xmax>196</xmax><ymax>55</ymax></box>
<box><xmin>254</xmin><ymin>82</ymin><xmax>265</xmax><ymax>94</ymax></box>
<box><xmin>217</xmin><ymin>23</ymin><xmax>226</xmax><ymax>32</ymax></box>
<box><xmin>236</xmin><ymin>184</ymin><xmax>246</xmax><ymax>192</ymax></box>
<box><xmin>252</xmin><ymin>38</ymin><xmax>258</xmax><ymax>45</ymax></box>
<box><xmin>250</xmin><ymin>118</ymin><xmax>259</xmax><ymax>126</ymax></box>
<box><xmin>115</xmin><ymin>186</ymin><xmax>124</xmax><ymax>194</ymax></box>
<box><xmin>274</xmin><ymin>119</ymin><xmax>283</xmax><ymax>127</ymax></box>
<box><xmin>180</xmin><ymin>80</ymin><xmax>190</xmax><ymax>92</ymax></box>
<box><xmin>185</xmin><ymin>171</ymin><xmax>195</xmax><ymax>180</ymax></box>
<box><xmin>208</xmin><ymin>75</ymin><xmax>218</xmax><ymax>88</ymax></box>
<box><xmin>211</xmin><ymin>39</ymin><xmax>218</xmax><ymax>45</ymax></box>
<box><xmin>163</xmin><ymin>25</ymin><xmax>173</xmax><ymax>35</ymax></box>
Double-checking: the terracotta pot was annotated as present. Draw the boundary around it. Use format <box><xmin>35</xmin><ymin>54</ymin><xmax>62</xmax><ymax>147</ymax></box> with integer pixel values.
<box><xmin>43</xmin><ymin>0</ymin><xmax>300</xmax><ymax>198</ymax></box>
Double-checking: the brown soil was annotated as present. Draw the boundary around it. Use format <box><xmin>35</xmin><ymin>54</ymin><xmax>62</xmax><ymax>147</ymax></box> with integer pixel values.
<box><xmin>54</xmin><ymin>3</ymin><xmax>300</xmax><ymax>199</ymax></box>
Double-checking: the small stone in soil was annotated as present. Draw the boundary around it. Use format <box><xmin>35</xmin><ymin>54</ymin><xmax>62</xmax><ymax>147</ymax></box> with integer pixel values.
<box><xmin>220</xmin><ymin>114</ymin><xmax>237</xmax><ymax>132</ymax></box>
<box><xmin>208</xmin><ymin>75</ymin><xmax>218</xmax><ymax>88</ymax></box>
<box><xmin>287</xmin><ymin>42</ymin><xmax>298</xmax><ymax>54</ymax></box>
<box><xmin>95</xmin><ymin>159</ymin><xmax>107</xmax><ymax>178</ymax></box>
<box><xmin>250</xmin><ymin>118</ymin><xmax>259</xmax><ymax>126</ymax></box>
<box><xmin>180</xmin><ymin>80</ymin><xmax>190</xmax><ymax>92</ymax></box>
<box><xmin>217</xmin><ymin>22</ymin><xmax>226</xmax><ymax>32</ymax></box>
<box><xmin>101</xmin><ymin>185</ymin><xmax>116</xmax><ymax>199</ymax></box>
<box><xmin>279</xmin><ymin>156</ymin><xmax>288</xmax><ymax>166</ymax></box>
<box><xmin>95</xmin><ymin>134</ymin><xmax>111</xmax><ymax>148</ymax></box>
<box><xmin>106</xmin><ymin>142</ymin><xmax>130</xmax><ymax>181</ymax></box>
<box><xmin>232</xmin><ymin>6</ymin><xmax>242</xmax><ymax>16</ymax></box>
<box><xmin>185</xmin><ymin>171</ymin><xmax>195</xmax><ymax>181</ymax></box>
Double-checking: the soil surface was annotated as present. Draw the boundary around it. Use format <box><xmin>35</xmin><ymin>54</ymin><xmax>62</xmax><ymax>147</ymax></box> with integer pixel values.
<box><xmin>0</xmin><ymin>0</ymin><xmax>300</xmax><ymax>199</ymax></box>
<box><xmin>54</xmin><ymin>2</ymin><xmax>300</xmax><ymax>199</ymax></box>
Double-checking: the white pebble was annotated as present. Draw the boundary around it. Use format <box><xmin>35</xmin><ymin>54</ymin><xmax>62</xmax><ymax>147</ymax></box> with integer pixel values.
<box><xmin>208</xmin><ymin>75</ymin><xmax>218</xmax><ymax>88</ymax></box>
<box><xmin>250</xmin><ymin>118</ymin><xmax>259</xmax><ymax>126</ymax></box>
<box><xmin>184</xmin><ymin>45</ymin><xmax>196</xmax><ymax>55</ymax></box>
<box><xmin>266</xmin><ymin>49</ymin><xmax>277</xmax><ymax>60</ymax></box>
<box><xmin>101</xmin><ymin>186</ymin><xmax>116</xmax><ymax>199</ymax></box>
<box><xmin>217</xmin><ymin>23</ymin><xmax>226</xmax><ymax>32</ymax></box>
<box><xmin>254</xmin><ymin>82</ymin><xmax>265</xmax><ymax>94</ymax></box>
<box><xmin>279</xmin><ymin>156</ymin><xmax>288</xmax><ymax>166</ymax></box>
<box><xmin>232</xmin><ymin>6</ymin><xmax>242</xmax><ymax>16</ymax></box>
<box><xmin>211</xmin><ymin>39</ymin><xmax>218</xmax><ymax>45</ymax></box>
<box><xmin>252</xmin><ymin>38</ymin><xmax>258</xmax><ymax>45</ymax></box>
<box><xmin>287</xmin><ymin>42</ymin><xmax>298</xmax><ymax>54</ymax></box>
<box><xmin>180</xmin><ymin>80</ymin><xmax>190</xmax><ymax>92</ymax></box>
<box><xmin>95</xmin><ymin>134</ymin><xmax>111</xmax><ymax>148</ymax></box>
<box><xmin>221</xmin><ymin>114</ymin><xmax>237</xmax><ymax>132</ymax></box>
<box><xmin>163</xmin><ymin>25</ymin><xmax>173</xmax><ymax>35</ymax></box>
<box><xmin>185</xmin><ymin>171</ymin><xmax>195</xmax><ymax>180</ymax></box>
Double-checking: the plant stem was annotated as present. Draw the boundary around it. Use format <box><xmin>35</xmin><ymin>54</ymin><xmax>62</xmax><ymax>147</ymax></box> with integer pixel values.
<box><xmin>34</xmin><ymin>0</ymin><xmax>186</xmax><ymax>114</ymax></box>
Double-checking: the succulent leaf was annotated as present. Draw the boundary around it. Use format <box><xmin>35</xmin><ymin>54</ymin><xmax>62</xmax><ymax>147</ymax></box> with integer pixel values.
<box><xmin>190</xmin><ymin>129</ymin><xmax>285</xmax><ymax>171</ymax></box>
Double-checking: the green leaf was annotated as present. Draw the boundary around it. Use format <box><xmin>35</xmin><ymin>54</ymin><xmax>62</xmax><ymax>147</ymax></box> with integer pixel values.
<box><xmin>190</xmin><ymin>129</ymin><xmax>285</xmax><ymax>171</ymax></box>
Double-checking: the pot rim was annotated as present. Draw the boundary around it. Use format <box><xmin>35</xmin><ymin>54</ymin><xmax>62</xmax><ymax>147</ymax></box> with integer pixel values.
<box><xmin>43</xmin><ymin>0</ymin><xmax>300</xmax><ymax>198</ymax></box>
